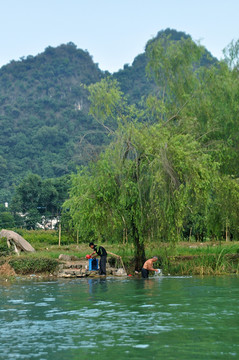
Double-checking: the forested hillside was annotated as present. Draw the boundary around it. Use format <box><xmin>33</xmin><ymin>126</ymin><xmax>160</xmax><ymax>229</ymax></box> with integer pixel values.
<box><xmin>113</xmin><ymin>29</ymin><xmax>217</xmax><ymax>104</ymax></box>
<box><xmin>0</xmin><ymin>43</ymin><xmax>107</xmax><ymax>202</ymax></box>
<box><xmin>0</xmin><ymin>29</ymin><xmax>217</xmax><ymax>203</ymax></box>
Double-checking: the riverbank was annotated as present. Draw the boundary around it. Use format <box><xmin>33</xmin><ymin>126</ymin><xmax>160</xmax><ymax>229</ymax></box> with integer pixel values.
<box><xmin>0</xmin><ymin>239</ymin><xmax>239</xmax><ymax>278</ymax></box>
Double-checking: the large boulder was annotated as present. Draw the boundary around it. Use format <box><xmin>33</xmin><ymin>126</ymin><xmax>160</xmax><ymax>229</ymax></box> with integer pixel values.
<box><xmin>0</xmin><ymin>229</ymin><xmax>35</xmax><ymax>255</ymax></box>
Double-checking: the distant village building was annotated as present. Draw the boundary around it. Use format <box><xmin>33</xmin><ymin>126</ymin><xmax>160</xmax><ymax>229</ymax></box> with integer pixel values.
<box><xmin>37</xmin><ymin>216</ymin><xmax>59</xmax><ymax>230</ymax></box>
<box><xmin>17</xmin><ymin>212</ymin><xmax>59</xmax><ymax>230</ymax></box>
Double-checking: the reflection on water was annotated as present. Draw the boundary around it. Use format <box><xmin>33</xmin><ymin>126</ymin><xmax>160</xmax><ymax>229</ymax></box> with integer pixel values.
<box><xmin>0</xmin><ymin>276</ymin><xmax>239</xmax><ymax>360</ymax></box>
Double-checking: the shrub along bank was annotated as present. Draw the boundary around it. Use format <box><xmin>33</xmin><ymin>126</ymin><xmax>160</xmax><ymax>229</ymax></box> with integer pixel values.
<box><xmin>8</xmin><ymin>257</ymin><xmax>59</xmax><ymax>275</ymax></box>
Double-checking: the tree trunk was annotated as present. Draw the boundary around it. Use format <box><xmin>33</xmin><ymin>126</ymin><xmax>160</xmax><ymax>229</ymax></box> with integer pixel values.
<box><xmin>58</xmin><ymin>223</ymin><xmax>61</xmax><ymax>246</ymax></box>
<box><xmin>225</xmin><ymin>219</ymin><xmax>229</xmax><ymax>242</ymax></box>
<box><xmin>132</xmin><ymin>221</ymin><xmax>146</xmax><ymax>271</ymax></box>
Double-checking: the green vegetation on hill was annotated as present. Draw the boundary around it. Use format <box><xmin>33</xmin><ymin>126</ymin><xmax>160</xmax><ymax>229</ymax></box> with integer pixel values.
<box><xmin>0</xmin><ymin>42</ymin><xmax>108</xmax><ymax>202</ymax></box>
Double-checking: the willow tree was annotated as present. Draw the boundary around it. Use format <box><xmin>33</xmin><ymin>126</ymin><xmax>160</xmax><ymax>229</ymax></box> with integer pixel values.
<box><xmin>145</xmin><ymin>34</ymin><xmax>239</xmax><ymax>241</ymax></box>
<box><xmin>64</xmin><ymin>35</ymin><xmax>239</xmax><ymax>269</ymax></box>
<box><xmin>65</xmin><ymin>111</ymin><xmax>217</xmax><ymax>269</ymax></box>
<box><xmin>145</xmin><ymin>33</ymin><xmax>205</xmax><ymax>123</ymax></box>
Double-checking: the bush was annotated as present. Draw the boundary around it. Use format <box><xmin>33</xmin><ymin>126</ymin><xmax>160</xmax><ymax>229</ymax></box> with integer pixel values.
<box><xmin>0</xmin><ymin>237</ymin><xmax>15</xmax><ymax>257</ymax></box>
<box><xmin>13</xmin><ymin>229</ymin><xmax>74</xmax><ymax>246</ymax></box>
<box><xmin>9</xmin><ymin>257</ymin><xmax>59</xmax><ymax>274</ymax></box>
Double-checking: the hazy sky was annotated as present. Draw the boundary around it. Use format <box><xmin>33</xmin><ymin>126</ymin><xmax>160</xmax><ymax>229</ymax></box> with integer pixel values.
<box><xmin>0</xmin><ymin>0</ymin><xmax>238</xmax><ymax>73</ymax></box>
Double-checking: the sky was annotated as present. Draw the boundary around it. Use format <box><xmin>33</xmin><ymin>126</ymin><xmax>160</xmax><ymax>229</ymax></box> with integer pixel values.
<box><xmin>0</xmin><ymin>0</ymin><xmax>238</xmax><ymax>73</ymax></box>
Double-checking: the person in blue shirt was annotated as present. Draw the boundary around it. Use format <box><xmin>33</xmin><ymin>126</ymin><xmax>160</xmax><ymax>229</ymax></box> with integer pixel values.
<box><xmin>89</xmin><ymin>242</ymin><xmax>107</xmax><ymax>275</ymax></box>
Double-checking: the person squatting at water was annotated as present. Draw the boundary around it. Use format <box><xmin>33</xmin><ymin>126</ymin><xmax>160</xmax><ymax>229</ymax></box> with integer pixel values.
<box><xmin>89</xmin><ymin>242</ymin><xmax>107</xmax><ymax>275</ymax></box>
<box><xmin>141</xmin><ymin>256</ymin><xmax>159</xmax><ymax>278</ymax></box>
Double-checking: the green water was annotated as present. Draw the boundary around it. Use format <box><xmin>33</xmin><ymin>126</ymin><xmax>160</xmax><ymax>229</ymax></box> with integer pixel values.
<box><xmin>0</xmin><ymin>276</ymin><xmax>239</xmax><ymax>360</ymax></box>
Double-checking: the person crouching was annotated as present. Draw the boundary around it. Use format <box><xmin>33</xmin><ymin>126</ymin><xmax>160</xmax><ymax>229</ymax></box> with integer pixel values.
<box><xmin>89</xmin><ymin>242</ymin><xmax>107</xmax><ymax>275</ymax></box>
<box><xmin>141</xmin><ymin>256</ymin><xmax>158</xmax><ymax>278</ymax></box>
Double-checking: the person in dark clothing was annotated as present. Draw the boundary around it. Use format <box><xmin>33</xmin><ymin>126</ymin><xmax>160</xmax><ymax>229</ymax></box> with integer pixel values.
<box><xmin>89</xmin><ymin>242</ymin><xmax>107</xmax><ymax>275</ymax></box>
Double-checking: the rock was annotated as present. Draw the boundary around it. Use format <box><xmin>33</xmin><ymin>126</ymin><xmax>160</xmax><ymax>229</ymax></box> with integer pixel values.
<box><xmin>70</xmin><ymin>255</ymin><xmax>80</xmax><ymax>261</ymax></box>
<box><xmin>56</xmin><ymin>258</ymin><xmax>128</xmax><ymax>278</ymax></box>
<box><xmin>115</xmin><ymin>268</ymin><xmax>127</xmax><ymax>276</ymax></box>
<box><xmin>58</xmin><ymin>254</ymin><xmax>80</xmax><ymax>261</ymax></box>
<box><xmin>0</xmin><ymin>229</ymin><xmax>35</xmax><ymax>255</ymax></box>
<box><xmin>59</xmin><ymin>254</ymin><xmax>72</xmax><ymax>261</ymax></box>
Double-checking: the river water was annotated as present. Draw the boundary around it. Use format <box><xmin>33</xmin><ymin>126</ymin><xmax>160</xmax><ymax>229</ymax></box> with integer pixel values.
<box><xmin>0</xmin><ymin>275</ymin><xmax>238</xmax><ymax>360</ymax></box>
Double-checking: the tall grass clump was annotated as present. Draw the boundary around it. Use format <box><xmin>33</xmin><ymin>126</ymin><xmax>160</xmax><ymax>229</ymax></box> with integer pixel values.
<box><xmin>166</xmin><ymin>252</ymin><xmax>239</xmax><ymax>276</ymax></box>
